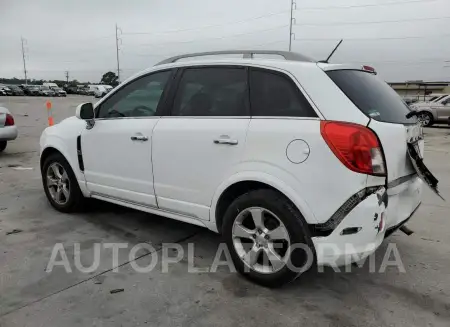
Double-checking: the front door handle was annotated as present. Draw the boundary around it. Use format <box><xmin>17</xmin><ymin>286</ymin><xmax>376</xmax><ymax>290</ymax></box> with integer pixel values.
<box><xmin>131</xmin><ymin>135</ymin><xmax>148</xmax><ymax>142</ymax></box>
<box><xmin>213</xmin><ymin>138</ymin><xmax>238</xmax><ymax>145</ymax></box>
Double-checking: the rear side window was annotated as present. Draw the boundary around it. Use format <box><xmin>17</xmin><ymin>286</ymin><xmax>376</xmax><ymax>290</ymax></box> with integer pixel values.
<box><xmin>327</xmin><ymin>70</ymin><xmax>415</xmax><ymax>124</ymax></box>
<box><xmin>249</xmin><ymin>69</ymin><xmax>317</xmax><ymax>117</ymax></box>
<box><xmin>172</xmin><ymin>67</ymin><xmax>249</xmax><ymax>116</ymax></box>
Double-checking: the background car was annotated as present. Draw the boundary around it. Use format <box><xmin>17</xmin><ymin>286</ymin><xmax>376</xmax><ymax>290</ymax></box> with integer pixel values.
<box><xmin>0</xmin><ymin>85</ymin><xmax>13</xmax><ymax>96</ymax></box>
<box><xmin>410</xmin><ymin>94</ymin><xmax>450</xmax><ymax>126</ymax></box>
<box><xmin>23</xmin><ymin>85</ymin><xmax>41</xmax><ymax>96</ymax></box>
<box><xmin>64</xmin><ymin>86</ymin><xmax>79</xmax><ymax>94</ymax></box>
<box><xmin>76</xmin><ymin>86</ymin><xmax>89</xmax><ymax>95</ymax></box>
<box><xmin>39</xmin><ymin>87</ymin><xmax>56</xmax><ymax>97</ymax></box>
<box><xmin>93</xmin><ymin>85</ymin><xmax>108</xmax><ymax>98</ymax></box>
<box><xmin>7</xmin><ymin>85</ymin><xmax>25</xmax><ymax>96</ymax></box>
<box><xmin>52</xmin><ymin>87</ymin><xmax>67</xmax><ymax>97</ymax></box>
<box><xmin>0</xmin><ymin>106</ymin><xmax>18</xmax><ymax>152</ymax></box>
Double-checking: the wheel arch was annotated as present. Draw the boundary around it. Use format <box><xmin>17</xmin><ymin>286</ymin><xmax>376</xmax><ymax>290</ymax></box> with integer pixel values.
<box><xmin>211</xmin><ymin>172</ymin><xmax>318</xmax><ymax>233</ymax></box>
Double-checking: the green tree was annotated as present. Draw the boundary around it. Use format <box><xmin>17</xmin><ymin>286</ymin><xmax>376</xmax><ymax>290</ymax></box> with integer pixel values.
<box><xmin>100</xmin><ymin>71</ymin><xmax>119</xmax><ymax>86</ymax></box>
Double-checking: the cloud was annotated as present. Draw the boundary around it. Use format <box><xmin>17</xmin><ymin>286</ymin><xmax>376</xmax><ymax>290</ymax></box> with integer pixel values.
<box><xmin>0</xmin><ymin>0</ymin><xmax>449</xmax><ymax>82</ymax></box>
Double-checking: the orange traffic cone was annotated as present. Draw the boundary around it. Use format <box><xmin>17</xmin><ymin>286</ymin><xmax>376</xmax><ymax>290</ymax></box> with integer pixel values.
<box><xmin>46</xmin><ymin>100</ymin><xmax>54</xmax><ymax>126</ymax></box>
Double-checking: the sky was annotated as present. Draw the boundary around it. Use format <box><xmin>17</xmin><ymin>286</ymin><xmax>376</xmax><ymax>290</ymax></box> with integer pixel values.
<box><xmin>0</xmin><ymin>0</ymin><xmax>449</xmax><ymax>83</ymax></box>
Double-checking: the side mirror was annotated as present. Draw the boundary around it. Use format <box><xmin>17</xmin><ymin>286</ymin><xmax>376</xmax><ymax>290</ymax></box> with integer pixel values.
<box><xmin>75</xmin><ymin>103</ymin><xmax>95</xmax><ymax>129</ymax></box>
<box><xmin>75</xmin><ymin>102</ymin><xmax>94</xmax><ymax>120</ymax></box>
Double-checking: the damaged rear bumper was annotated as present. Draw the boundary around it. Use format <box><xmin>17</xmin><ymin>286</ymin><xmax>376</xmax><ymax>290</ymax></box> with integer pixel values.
<box><xmin>312</xmin><ymin>188</ymin><xmax>387</xmax><ymax>267</ymax></box>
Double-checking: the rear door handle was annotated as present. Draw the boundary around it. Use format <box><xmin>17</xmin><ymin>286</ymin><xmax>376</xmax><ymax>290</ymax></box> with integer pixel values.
<box><xmin>131</xmin><ymin>135</ymin><xmax>148</xmax><ymax>142</ymax></box>
<box><xmin>213</xmin><ymin>138</ymin><xmax>238</xmax><ymax>145</ymax></box>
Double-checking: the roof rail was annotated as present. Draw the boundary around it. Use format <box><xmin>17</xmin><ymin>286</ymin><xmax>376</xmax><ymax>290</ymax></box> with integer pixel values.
<box><xmin>155</xmin><ymin>50</ymin><xmax>315</xmax><ymax>65</ymax></box>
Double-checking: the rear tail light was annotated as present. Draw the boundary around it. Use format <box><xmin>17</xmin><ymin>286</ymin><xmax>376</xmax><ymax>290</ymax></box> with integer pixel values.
<box><xmin>5</xmin><ymin>114</ymin><xmax>15</xmax><ymax>126</ymax></box>
<box><xmin>320</xmin><ymin>121</ymin><xmax>386</xmax><ymax>176</ymax></box>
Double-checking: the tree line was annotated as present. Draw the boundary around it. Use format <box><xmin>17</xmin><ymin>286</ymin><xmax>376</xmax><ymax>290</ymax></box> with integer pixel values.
<box><xmin>0</xmin><ymin>71</ymin><xmax>119</xmax><ymax>87</ymax></box>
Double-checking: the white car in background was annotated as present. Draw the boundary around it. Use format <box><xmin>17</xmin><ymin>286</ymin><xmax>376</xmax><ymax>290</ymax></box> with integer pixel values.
<box><xmin>410</xmin><ymin>94</ymin><xmax>450</xmax><ymax>126</ymax></box>
<box><xmin>39</xmin><ymin>50</ymin><xmax>440</xmax><ymax>287</ymax></box>
<box><xmin>0</xmin><ymin>106</ymin><xmax>18</xmax><ymax>152</ymax></box>
<box><xmin>92</xmin><ymin>85</ymin><xmax>112</xmax><ymax>98</ymax></box>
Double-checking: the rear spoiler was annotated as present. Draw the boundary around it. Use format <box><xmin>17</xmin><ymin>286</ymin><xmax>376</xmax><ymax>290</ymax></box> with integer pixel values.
<box><xmin>318</xmin><ymin>63</ymin><xmax>377</xmax><ymax>74</ymax></box>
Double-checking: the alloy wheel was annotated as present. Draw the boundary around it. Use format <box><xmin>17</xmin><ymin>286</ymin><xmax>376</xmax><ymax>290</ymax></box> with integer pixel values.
<box><xmin>46</xmin><ymin>162</ymin><xmax>71</xmax><ymax>205</ymax></box>
<box><xmin>232</xmin><ymin>207</ymin><xmax>291</xmax><ymax>274</ymax></box>
<box><xmin>418</xmin><ymin>113</ymin><xmax>431</xmax><ymax>126</ymax></box>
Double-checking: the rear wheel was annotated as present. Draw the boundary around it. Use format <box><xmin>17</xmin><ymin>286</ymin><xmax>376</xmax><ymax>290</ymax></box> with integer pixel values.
<box><xmin>418</xmin><ymin>112</ymin><xmax>433</xmax><ymax>127</ymax></box>
<box><xmin>0</xmin><ymin>141</ymin><xmax>7</xmax><ymax>152</ymax></box>
<box><xmin>42</xmin><ymin>153</ymin><xmax>85</xmax><ymax>212</ymax></box>
<box><xmin>222</xmin><ymin>189</ymin><xmax>316</xmax><ymax>287</ymax></box>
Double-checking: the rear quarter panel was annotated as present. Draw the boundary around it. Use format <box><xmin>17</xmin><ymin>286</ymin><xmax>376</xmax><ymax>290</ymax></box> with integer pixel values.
<box><xmin>239</xmin><ymin>118</ymin><xmax>370</xmax><ymax>224</ymax></box>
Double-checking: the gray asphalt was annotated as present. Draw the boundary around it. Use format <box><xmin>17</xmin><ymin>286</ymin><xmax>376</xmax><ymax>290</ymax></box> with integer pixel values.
<box><xmin>0</xmin><ymin>96</ymin><xmax>449</xmax><ymax>327</ymax></box>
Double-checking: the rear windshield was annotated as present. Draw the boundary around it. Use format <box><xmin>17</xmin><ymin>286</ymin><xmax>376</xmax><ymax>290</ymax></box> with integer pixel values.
<box><xmin>326</xmin><ymin>70</ymin><xmax>416</xmax><ymax>124</ymax></box>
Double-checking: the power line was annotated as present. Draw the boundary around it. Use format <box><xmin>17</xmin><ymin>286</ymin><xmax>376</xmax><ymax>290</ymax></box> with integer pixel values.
<box><xmin>349</xmin><ymin>59</ymin><xmax>448</xmax><ymax>65</ymax></box>
<box><xmin>297</xmin><ymin>0</ymin><xmax>438</xmax><ymax>11</ymax></box>
<box><xmin>295</xmin><ymin>15</ymin><xmax>450</xmax><ymax>27</ymax></box>
<box><xmin>121</xmin><ymin>10</ymin><xmax>288</xmax><ymax>36</ymax></box>
<box><xmin>126</xmin><ymin>40</ymin><xmax>286</xmax><ymax>58</ymax></box>
<box><xmin>294</xmin><ymin>33</ymin><xmax>450</xmax><ymax>42</ymax></box>
<box><xmin>125</xmin><ymin>25</ymin><xmax>288</xmax><ymax>48</ymax></box>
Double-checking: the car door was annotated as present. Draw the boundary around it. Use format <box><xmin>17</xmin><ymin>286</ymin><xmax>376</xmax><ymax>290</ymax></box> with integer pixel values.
<box><xmin>81</xmin><ymin>69</ymin><xmax>173</xmax><ymax>207</ymax></box>
<box><xmin>152</xmin><ymin>66</ymin><xmax>250</xmax><ymax>220</ymax></box>
<box><xmin>436</xmin><ymin>97</ymin><xmax>450</xmax><ymax>121</ymax></box>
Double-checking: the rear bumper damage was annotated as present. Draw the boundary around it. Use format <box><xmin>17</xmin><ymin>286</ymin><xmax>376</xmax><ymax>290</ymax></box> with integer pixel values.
<box><xmin>312</xmin><ymin>177</ymin><xmax>422</xmax><ymax>267</ymax></box>
<box><xmin>312</xmin><ymin>188</ymin><xmax>387</xmax><ymax>267</ymax></box>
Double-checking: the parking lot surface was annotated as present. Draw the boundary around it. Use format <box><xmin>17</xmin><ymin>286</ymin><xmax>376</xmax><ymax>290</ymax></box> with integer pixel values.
<box><xmin>1</xmin><ymin>96</ymin><xmax>450</xmax><ymax>326</ymax></box>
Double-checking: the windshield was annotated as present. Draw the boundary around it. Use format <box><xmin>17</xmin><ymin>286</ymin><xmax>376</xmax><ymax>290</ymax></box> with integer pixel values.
<box><xmin>433</xmin><ymin>95</ymin><xmax>447</xmax><ymax>102</ymax></box>
<box><xmin>326</xmin><ymin>70</ymin><xmax>416</xmax><ymax>124</ymax></box>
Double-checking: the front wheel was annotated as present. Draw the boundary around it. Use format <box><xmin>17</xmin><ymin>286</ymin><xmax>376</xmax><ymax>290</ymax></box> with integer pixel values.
<box><xmin>42</xmin><ymin>153</ymin><xmax>85</xmax><ymax>212</ymax></box>
<box><xmin>222</xmin><ymin>189</ymin><xmax>316</xmax><ymax>287</ymax></box>
<box><xmin>418</xmin><ymin>112</ymin><xmax>433</xmax><ymax>127</ymax></box>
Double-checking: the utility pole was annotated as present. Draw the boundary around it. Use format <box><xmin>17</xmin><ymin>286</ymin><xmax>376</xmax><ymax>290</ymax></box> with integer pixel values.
<box><xmin>21</xmin><ymin>37</ymin><xmax>28</xmax><ymax>84</ymax></box>
<box><xmin>65</xmin><ymin>71</ymin><xmax>69</xmax><ymax>83</ymax></box>
<box><xmin>288</xmin><ymin>0</ymin><xmax>296</xmax><ymax>51</ymax></box>
<box><xmin>115</xmin><ymin>23</ymin><xmax>121</xmax><ymax>83</ymax></box>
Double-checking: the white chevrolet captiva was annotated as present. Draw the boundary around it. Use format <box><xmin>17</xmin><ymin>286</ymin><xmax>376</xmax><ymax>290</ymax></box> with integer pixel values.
<box><xmin>40</xmin><ymin>50</ymin><xmax>439</xmax><ymax>287</ymax></box>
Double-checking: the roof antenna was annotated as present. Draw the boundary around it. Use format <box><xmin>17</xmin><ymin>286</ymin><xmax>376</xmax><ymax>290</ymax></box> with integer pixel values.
<box><xmin>319</xmin><ymin>39</ymin><xmax>343</xmax><ymax>63</ymax></box>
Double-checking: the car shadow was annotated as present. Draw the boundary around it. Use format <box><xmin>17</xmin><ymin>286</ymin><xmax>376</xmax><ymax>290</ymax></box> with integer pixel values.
<box><xmin>426</xmin><ymin>124</ymin><xmax>450</xmax><ymax>130</ymax></box>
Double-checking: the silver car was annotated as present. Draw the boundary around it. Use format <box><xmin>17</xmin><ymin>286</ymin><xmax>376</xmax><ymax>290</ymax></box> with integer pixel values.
<box><xmin>0</xmin><ymin>106</ymin><xmax>18</xmax><ymax>152</ymax></box>
<box><xmin>410</xmin><ymin>95</ymin><xmax>450</xmax><ymax>127</ymax></box>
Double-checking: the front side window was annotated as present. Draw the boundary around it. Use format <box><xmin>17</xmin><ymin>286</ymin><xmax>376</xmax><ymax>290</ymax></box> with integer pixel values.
<box><xmin>249</xmin><ymin>69</ymin><xmax>317</xmax><ymax>117</ymax></box>
<box><xmin>96</xmin><ymin>70</ymin><xmax>171</xmax><ymax>118</ymax></box>
<box><xmin>171</xmin><ymin>67</ymin><xmax>249</xmax><ymax>116</ymax></box>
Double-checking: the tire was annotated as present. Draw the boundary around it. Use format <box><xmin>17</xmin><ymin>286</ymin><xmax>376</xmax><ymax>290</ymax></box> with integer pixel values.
<box><xmin>419</xmin><ymin>112</ymin><xmax>433</xmax><ymax>127</ymax></box>
<box><xmin>42</xmin><ymin>152</ymin><xmax>85</xmax><ymax>212</ymax></box>
<box><xmin>0</xmin><ymin>141</ymin><xmax>7</xmax><ymax>152</ymax></box>
<box><xmin>222</xmin><ymin>189</ymin><xmax>316</xmax><ymax>288</ymax></box>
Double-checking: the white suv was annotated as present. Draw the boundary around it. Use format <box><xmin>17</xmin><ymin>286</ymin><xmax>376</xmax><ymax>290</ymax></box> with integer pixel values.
<box><xmin>40</xmin><ymin>50</ymin><xmax>437</xmax><ymax>287</ymax></box>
